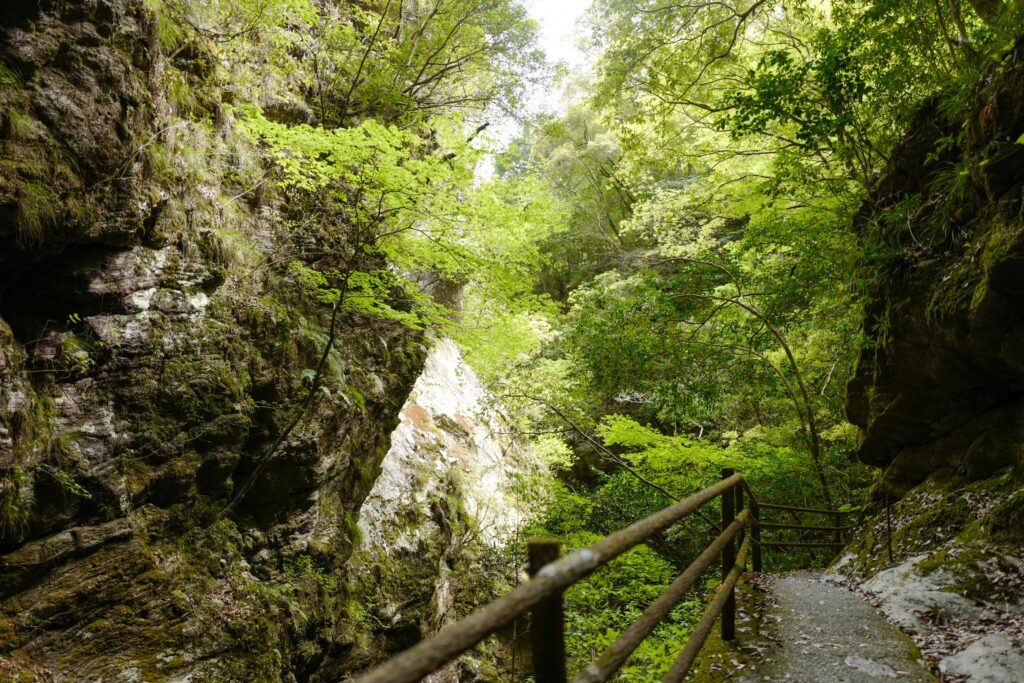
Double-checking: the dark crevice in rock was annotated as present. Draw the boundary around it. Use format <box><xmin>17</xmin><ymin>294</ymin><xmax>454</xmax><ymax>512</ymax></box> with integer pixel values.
<box><xmin>0</xmin><ymin>244</ymin><xmax>132</xmax><ymax>346</ymax></box>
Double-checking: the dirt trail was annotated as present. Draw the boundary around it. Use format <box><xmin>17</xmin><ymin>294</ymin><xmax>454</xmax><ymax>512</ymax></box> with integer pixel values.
<box><xmin>741</xmin><ymin>571</ymin><xmax>935</xmax><ymax>682</ymax></box>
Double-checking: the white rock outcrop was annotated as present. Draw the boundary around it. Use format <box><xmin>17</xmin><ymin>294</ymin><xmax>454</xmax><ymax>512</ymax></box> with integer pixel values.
<box><xmin>359</xmin><ymin>336</ymin><xmax>540</xmax><ymax>553</ymax></box>
<box><xmin>860</xmin><ymin>555</ymin><xmax>997</xmax><ymax>631</ymax></box>
<box><xmin>938</xmin><ymin>635</ymin><xmax>1024</xmax><ymax>682</ymax></box>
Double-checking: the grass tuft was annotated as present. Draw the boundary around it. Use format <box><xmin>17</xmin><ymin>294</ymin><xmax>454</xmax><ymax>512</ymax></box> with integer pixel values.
<box><xmin>15</xmin><ymin>181</ymin><xmax>58</xmax><ymax>246</ymax></box>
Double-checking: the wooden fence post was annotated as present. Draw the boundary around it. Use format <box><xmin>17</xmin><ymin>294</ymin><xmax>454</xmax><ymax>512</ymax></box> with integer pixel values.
<box><xmin>885</xmin><ymin>495</ymin><xmax>894</xmax><ymax>563</ymax></box>
<box><xmin>737</xmin><ymin>483</ymin><xmax>753</xmax><ymax>573</ymax></box>
<box><xmin>528</xmin><ymin>540</ymin><xmax>567</xmax><ymax>683</ymax></box>
<box><xmin>751</xmin><ymin>496</ymin><xmax>763</xmax><ymax>573</ymax></box>
<box><xmin>720</xmin><ymin>468</ymin><xmax>736</xmax><ymax>642</ymax></box>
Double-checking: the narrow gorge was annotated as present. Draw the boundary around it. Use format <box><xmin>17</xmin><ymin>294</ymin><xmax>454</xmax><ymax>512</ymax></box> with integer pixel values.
<box><xmin>1</xmin><ymin>0</ymin><xmax>1022</xmax><ymax>681</ymax></box>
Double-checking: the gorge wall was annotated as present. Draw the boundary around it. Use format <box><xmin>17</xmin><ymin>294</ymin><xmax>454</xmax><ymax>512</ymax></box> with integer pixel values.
<box><xmin>838</xmin><ymin>38</ymin><xmax>1024</xmax><ymax>677</ymax></box>
<box><xmin>847</xmin><ymin>39</ymin><xmax>1024</xmax><ymax>500</ymax></box>
<box><xmin>0</xmin><ymin>2</ymin><xmax>530</xmax><ymax>680</ymax></box>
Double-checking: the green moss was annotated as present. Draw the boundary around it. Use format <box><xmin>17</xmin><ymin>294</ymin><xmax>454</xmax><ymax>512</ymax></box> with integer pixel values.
<box><xmin>942</xmin><ymin>571</ymin><xmax>995</xmax><ymax>603</ymax></box>
<box><xmin>906</xmin><ymin>495</ymin><xmax>971</xmax><ymax>539</ymax></box>
<box><xmin>169</xmin><ymin>451</ymin><xmax>203</xmax><ymax>478</ymax></box>
<box><xmin>925</xmin><ymin>258</ymin><xmax>976</xmax><ymax>323</ymax></box>
<box><xmin>84</xmin><ymin>617</ymin><xmax>114</xmax><ymax>633</ymax></box>
<box><xmin>0</xmin><ymin>465</ymin><xmax>30</xmax><ymax>540</ymax></box>
<box><xmin>215</xmin><ymin>228</ymin><xmax>262</xmax><ymax>266</ymax></box>
<box><xmin>0</xmin><ymin>60</ymin><xmax>21</xmax><ymax>89</ymax></box>
<box><xmin>344</xmin><ymin>511</ymin><xmax>363</xmax><ymax>547</ymax></box>
<box><xmin>982</xmin><ymin>489</ymin><xmax>1024</xmax><ymax>544</ymax></box>
<box><xmin>838</xmin><ymin>475</ymin><xmax>978</xmax><ymax>577</ymax></box>
<box><xmin>12</xmin><ymin>394</ymin><xmax>57</xmax><ymax>459</ymax></box>
<box><xmin>966</xmin><ymin>219</ymin><xmax>1024</xmax><ymax>318</ymax></box>
<box><xmin>977</xmin><ymin>217</ymin><xmax>1023</xmax><ymax>271</ymax></box>
<box><xmin>143</xmin><ymin>140</ymin><xmax>175</xmax><ymax>183</ymax></box>
<box><xmin>892</xmin><ymin>626</ymin><xmax>927</xmax><ymax>664</ymax></box>
<box><xmin>15</xmin><ymin>180</ymin><xmax>58</xmax><ymax>245</ymax></box>
<box><xmin>167</xmin><ymin>71</ymin><xmax>198</xmax><ymax>116</ymax></box>
<box><xmin>144</xmin><ymin>0</ymin><xmax>187</xmax><ymax>52</ymax></box>
<box><xmin>685</xmin><ymin>578</ymin><xmax>761</xmax><ymax>681</ymax></box>
<box><xmin>4</xmin><ymin>109</ymin><xmax>33</xmax><ymax>141</ymax></box>
<box><xmin>916</xmin><ymin>546</ymin><xmax>1022</xmax><ymax>604</ymax></box>
<box><xmin>914</xmin><ymin>548</ymin><xmax>985</xmax><ymax>576</ymax></box>
<box><xmin>0</xmin><ymin>615</ymin><xmax>19</xmax><ymax>653</ymax></box>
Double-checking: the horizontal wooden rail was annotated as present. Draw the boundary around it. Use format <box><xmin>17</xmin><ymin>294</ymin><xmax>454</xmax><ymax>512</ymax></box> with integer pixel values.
<box><xmin>355</xmin><ymin>469</ymin><xmax>848</xmax><ymax>683</ymax></box>
<box><xmin>664</xmin><ymin>535</ymin><xmax>753</xmax><ymax>682</ymax></box>
<box><xmin>761</xmin><ymin>540</ymin><xmax>845</xmax><ymax>549</ymax></box>
<box><xmin>353</xmin><ymin>474</ymin><xmax>743</xmax><ymax>683</ymax></box>
<box><xmin>759</xmin><ymin>521</ymin><xmax>852</xmax><ymax>532</ymax></box>
<box><xmin>572</xmin><ymin>509</ymin><xmax>751</xmax><ymax>683</ymax></box>
<box><xmin>758</xmin><ymin>502</ymin><xmax>840</xmax><ymax>515</ymax></box>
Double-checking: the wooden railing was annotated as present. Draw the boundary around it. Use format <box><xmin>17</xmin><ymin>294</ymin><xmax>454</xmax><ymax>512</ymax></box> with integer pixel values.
<box><xmin>354</xmin><ymin>469</ymin><xmax>848</xmax><ymax>683</ymax></box>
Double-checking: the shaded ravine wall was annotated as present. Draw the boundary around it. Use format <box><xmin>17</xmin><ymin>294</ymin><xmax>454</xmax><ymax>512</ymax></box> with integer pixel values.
<box><xmin>0</xmin><ymin>2</ymin><xmax>534</xmax><ymax>680</ymax></box>
<box><xmin>836</xmin><ymin>38</ymin><xmax>1024</xmax><ymax>680</ymax></box>
<box><xmin>846</xmin><ymin>39</ymin><xmax>1024</xmax><ymax>498</ymax></box>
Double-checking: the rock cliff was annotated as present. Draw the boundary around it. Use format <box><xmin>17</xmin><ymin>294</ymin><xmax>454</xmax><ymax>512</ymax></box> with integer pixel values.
<box><xmin>847</xmin><ymin>39</ymin><xmax>1024</xmax><ymax>498</ymax></box>
<box><xmin>0</xmin><ymin>2</ymin><xmax>465</xmax><ymax>679</ymax></box>
<box><xmin>838</xmin><ymin>38</ymin><xmax>1024</xmax><ymax>677</ymax></box>
<box><xmin>349</xmin><ymin>337</ymin><xmax>540</xmax><ymax>680</ymax></box>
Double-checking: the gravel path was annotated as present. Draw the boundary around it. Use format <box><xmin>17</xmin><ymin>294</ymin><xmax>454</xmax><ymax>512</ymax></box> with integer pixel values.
<box><xmin>742</xmin><ymin>571</ymin><xmax>935</xmax><ymax>682</ymax></box>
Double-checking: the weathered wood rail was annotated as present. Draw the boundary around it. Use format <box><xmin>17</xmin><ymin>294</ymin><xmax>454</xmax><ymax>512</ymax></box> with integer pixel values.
<box><xmin>353</xmin><ymin>468</ymin><xmax>848</xmax><ymax>683</ymax></box>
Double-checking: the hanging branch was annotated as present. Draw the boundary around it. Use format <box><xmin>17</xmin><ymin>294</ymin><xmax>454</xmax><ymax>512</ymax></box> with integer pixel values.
<box><xmin>224</xmin><ymin>253</ymin><xmax>358</xmax><ymax>514</ymax></box>
<box><xmin>509</xmin><ymin>394</ymin><xmax>722</xmax><ymax>533</ymax></box>
<box><xmin>339</xmin><ymin>0</ymin><xmax>395</xmax><ymax>121</ymax></box>
<box><xmin>672</xmin><ymin>291</ymin><xmax>834</xmax><ymax>510</ymax></box>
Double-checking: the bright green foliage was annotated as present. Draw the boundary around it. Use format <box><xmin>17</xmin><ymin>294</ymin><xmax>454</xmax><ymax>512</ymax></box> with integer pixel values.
<box><xmin>162</xmin><ymin>0</ymin><xmax>542</xmax><ymax>125</ymax></box>
<box><xmin>297</xmin><ymin>0</ymin><xmax>543</xmax><ymax>124</ymax></box>
<box><xmin>241</xmin><ymin>108</ymin><xmax>473</xmax><ymax>327</ymax></box>
<box><xmin>561</xmin><ymin>532</ymin><xmax>703</xmax><ymax>680</ymax></box>
<box><xmin>454</xmin><ymin>175</ymin><xmax>566</xmax><ymax>377</ymax></box>
<box><xmin>510</xmin><ymin>105</ymin><xmax>636</xmax><ymax>300</ymax></box>
<box><xmin>525</xmin><ymin>491</ymin><xmax>704</xmax><ymax>679</ymax></box>
<box><xmin>240</xmin><ymin>107</ymin><xmax>563</xmax><ymax>338</ymax></box>
<box><xmin>596</xmin><ymin>416</ymin><xmax>844</xmax><ymax>511</ymax></box>
<box><xmin>494</xmin><ymin>0</ymin><xmax>1017</xmax><ymax>512</ymax></box>
<box><xmin>587</xmin><ymin>0</ymin><xmax>1022</xmax><ymax>192</ymax></box>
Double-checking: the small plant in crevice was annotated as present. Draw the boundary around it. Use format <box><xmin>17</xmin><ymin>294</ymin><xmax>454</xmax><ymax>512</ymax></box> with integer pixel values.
<box><xmin>41</xmin><ymin>464</ymin><xmax>93</xmax><ymax>502</ymax></box>
<box><xmin>3</xmin><ymin>108</ymin><xmax>33</xmax><ymax>142</ymax></box>
<box><xmin>284</xmin><ymin>553</ymin><xmax>335</xmax><ymax>591</ymax></box>
<box><xmin>344</xmin><ymin>511</ymin><xmax>363</xmax><ymax>549</ymax></box>
<box><xmin>0</xmin><ymin>466</ymin><xmax>31</xmax><ymax>542</ymax></box>
<box><xmin>14</xmin><ymin>180</ymin><xmax>58</xmax><ymax>246</ymax></box>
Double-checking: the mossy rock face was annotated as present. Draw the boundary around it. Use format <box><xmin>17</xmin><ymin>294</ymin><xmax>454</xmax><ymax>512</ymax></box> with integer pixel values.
<box><xmin>0</xmin><ymin>0</ymin><xmax>157</xmax><ymax>273</ymax></box>
<box><xmin>834</xmin><ymin>470</ymin><xmax>1024</xmax><ymax>612</ymax></box>
<box><xmin>0</xmin><ymin>2</ymin><xmax>430</xmax><ymax>680</ymax></box>
<box><xmin>984</xmin><ymin>489</ymin><xmax>1024</xmax><ymax>545</ymax></box>
<box><xmin>847</xmin><ymin>35</ymin><xmax>1024</xmax><ymax>497</ymax></box>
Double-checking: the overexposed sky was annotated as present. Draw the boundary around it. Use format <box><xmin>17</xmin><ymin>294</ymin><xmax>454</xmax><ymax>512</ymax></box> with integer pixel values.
<box><xmin>528</xmin><ymin>0</ymin><xmax>591</xmax><ymax>73</ymax></box>
<box><xmin>477</xmin><ymin>0</ymin><xmax>592</xmax><ymax>176</ymax></box>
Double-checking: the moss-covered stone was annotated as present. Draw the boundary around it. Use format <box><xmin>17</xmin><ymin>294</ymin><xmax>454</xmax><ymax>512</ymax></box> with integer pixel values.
<box><xmin>833</xmin><ymin>465</ymin><xmax>1024</xmax><ymax>654</ymax></box>
<box><xmin>983</xmin><ymin>489</ymin><xmax>1024</xmax><ymax>545</ymax></box>
<box><xmin>847</xmin><ymin>37</ymin><xmax>1024</xmax><ymax>498</ymax></box>
<box><xmin>0</xmin><ymin>2</ymin><xmax>429</xmax><ymax>680</ymax></box>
